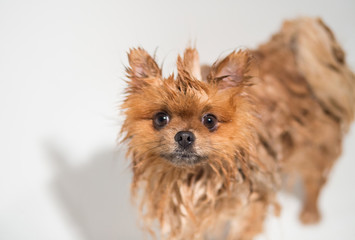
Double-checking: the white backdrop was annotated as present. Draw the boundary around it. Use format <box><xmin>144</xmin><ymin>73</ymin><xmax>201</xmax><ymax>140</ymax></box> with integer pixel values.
<box><xmin>1</xmin><ymin>0</ymin><xmax>354</xmax><ymax>239</ymax></box>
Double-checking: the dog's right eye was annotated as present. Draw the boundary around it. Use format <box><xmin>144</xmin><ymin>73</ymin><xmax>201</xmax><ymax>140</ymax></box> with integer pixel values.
<box><xmin>153</xmin><ymin>112</ymin><xmax>170</xmax><ymax>129</ymax></box>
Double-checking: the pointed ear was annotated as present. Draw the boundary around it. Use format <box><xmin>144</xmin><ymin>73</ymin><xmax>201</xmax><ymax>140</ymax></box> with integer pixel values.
<box><xmin>208</xmin><ymin>50</ymin><xmax>258</xmax><ymax>89</ymax></box>
<box><xmin>126</xmin><ymin>48</ymin><xmax>162</xmax><ymax>90</ymax></box>
<box><xmin>180</xmin><ymin>48</ymin><xmax>202</xmax><ymax>80</ymax></box>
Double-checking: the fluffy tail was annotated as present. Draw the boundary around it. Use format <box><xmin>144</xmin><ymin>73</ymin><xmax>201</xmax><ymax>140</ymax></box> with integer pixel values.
<box><xmin>282</xmin><ymin>18</ymin><xmax>355</xmax><ymax>132</ymax></box>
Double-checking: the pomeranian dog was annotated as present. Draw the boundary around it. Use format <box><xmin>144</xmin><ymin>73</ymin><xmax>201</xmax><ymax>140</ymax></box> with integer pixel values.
<box><xmin>120</xmin><ymin>18</ymin><xmax>355</xmax><ymax>239</ymax></box>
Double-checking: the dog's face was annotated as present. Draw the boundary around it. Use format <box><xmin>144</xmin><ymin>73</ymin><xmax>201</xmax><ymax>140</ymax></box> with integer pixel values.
<box><xmin>122</xmin><ymin>48</ymin><xmax>257</xmax><ymax>168</ymax></box>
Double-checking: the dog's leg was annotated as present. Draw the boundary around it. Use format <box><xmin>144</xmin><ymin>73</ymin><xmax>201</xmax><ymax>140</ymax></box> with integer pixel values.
<box><xmin>299</xmin><ymin>173</ymin><xmax>326</xmax><ymax>224</ymax></box>
<box><xmin>227</xmin><ymin>200</ymin><xmax>268</xmax><ymax>240</ymax></box>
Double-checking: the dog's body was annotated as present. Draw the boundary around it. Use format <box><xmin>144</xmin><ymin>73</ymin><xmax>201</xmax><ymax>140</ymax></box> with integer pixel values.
<box><xmin>120</xmin><ymin>18</ymin><xmax>355</xmax><ymax>239</ymax></box>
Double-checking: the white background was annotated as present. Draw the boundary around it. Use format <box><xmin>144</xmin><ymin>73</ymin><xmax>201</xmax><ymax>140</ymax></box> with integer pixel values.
<box><xmin>0</xmin><ymin>0</ymin><xmax>354</xmax><ymax>239</ymax></box>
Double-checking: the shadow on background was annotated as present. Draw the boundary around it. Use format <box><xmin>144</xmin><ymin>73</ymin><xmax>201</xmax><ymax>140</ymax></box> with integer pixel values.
<box><xmin>47</xmin><ymin>145</ymin><xmax>144</xmax><ymax>240</ymax></box>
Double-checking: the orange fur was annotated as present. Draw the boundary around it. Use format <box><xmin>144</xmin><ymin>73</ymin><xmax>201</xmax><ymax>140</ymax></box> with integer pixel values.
<box><xmin>120</xmin><ymin>18</ymin><xmax>355</xmax><ymax>239</ymax></box>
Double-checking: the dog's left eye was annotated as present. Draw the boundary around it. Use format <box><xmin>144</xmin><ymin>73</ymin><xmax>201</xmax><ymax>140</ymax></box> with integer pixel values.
<box><xmin>202</xmin><ymin>114</ymin><xmax>218</xmax><ymax>131</ymax></box>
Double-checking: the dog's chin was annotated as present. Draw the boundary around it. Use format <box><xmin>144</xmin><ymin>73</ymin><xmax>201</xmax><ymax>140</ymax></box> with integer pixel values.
<box><xmin>161</xmin><ymin>151</ymin><xmax>207</xmax><ymax>167</ymax></box>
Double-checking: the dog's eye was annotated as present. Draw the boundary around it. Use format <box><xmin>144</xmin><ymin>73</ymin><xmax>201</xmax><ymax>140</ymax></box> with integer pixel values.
<box><xmin>202</xmin><ymin>114</ymin><xmax>218</xmax><ymax>131</ymax></box>
<box><xmin>153</xmin><ymin>112</ymin><xmax>170</xmax><ymax>129</ymax></box>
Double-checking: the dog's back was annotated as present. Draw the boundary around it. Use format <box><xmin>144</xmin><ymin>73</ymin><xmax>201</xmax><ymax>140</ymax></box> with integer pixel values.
<box><xmin>251</xmin><ymin>18</ymin><xmax>355</xmax><ymax>223</ymax></box>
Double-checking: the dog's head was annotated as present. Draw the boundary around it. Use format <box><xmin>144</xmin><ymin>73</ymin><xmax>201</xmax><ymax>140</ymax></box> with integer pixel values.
<box><xmin>121</xmin><ymin>48</ymin><xmax>258</xmax><ymax>171</ymax></box>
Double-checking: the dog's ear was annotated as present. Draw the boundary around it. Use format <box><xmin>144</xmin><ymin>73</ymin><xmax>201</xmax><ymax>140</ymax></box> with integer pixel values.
<box><xmin>126</xmin><ymin>48</ymin><xmax>162</xmax><ymax>91</ymax></box>
<box><xmin>208</xmin><ymin>50</ymin><xmax>257</xmax><ymax>90</ymax></box>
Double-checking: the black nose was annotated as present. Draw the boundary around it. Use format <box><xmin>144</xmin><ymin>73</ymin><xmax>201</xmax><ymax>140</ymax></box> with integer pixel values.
<box><xmin>174</xmin><ymin>131</ymin><xmax>195</xmax><ymax>148</ymax></box>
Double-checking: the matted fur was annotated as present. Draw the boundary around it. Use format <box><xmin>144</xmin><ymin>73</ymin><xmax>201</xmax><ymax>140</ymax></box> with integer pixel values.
<box><xmin>120</xmin><ymin>18</ymin><xmax>355</xmax><ymax>239</ymax></box>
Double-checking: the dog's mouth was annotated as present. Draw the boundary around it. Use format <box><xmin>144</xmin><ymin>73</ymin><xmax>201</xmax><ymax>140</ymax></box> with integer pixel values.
<box><xmin>161</xmin><ymin>150</ymin><xmax>207</xmax><ymax>166</ymax></box>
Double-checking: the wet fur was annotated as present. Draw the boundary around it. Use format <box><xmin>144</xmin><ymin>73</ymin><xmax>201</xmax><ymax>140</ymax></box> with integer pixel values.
<box><xmin>120</xmin><ymin>18</ymin><xmax>355</xmax><ymax>239</ymax></box>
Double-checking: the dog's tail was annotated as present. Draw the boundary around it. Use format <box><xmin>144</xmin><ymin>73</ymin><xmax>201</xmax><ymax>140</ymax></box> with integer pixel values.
<box><xmin>283</xmin><ymin>18</ymin><xmax>355</xmax><ymax>132</ymax></box>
